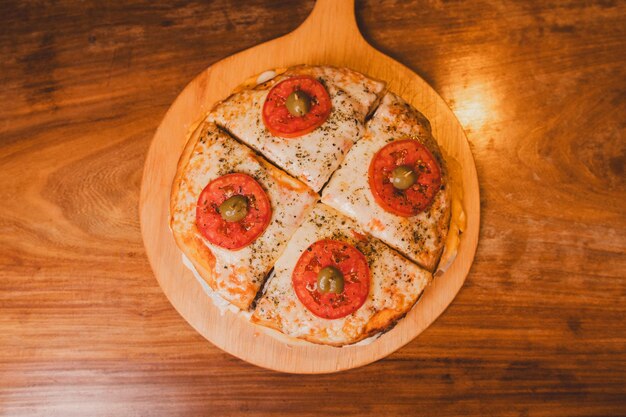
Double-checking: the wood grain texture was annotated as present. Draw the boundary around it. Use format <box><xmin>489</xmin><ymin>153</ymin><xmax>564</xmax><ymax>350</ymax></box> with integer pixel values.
<box><xmin>0</xmin><ymin>0</ymin><xmax>624</xmax><ymax>414</ymax></box>
<box><xmin>140</xmin><ymin>0</ymin><xmax>479</xmax><ymax>373</ymax></box>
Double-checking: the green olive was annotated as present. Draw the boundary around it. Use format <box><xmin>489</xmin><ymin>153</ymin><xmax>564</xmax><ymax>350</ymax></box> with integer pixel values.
<box><xmin>285</xmin><ymin>90</ymin><xmax>311</xmax><ymax>117</ymax></box>
<box><xmin>218</xmin><ymin>195</ymin><xmax>249</xmax><ymax>222</ymax></box>
<box><xmin>317</xmin><ymin>266</ymin><xmax>344</xmax><ymax>294</ymax></box>
<box><xmin>391</xmin><ymin>165</ymin><xmax>418</xmax><ymax>190</ymax></box>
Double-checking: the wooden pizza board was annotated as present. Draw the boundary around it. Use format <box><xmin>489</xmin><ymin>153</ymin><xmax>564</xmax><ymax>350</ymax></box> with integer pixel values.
<box><xmin>140</xmin><ymin>0</ymin><xmax>480</xmax><ymax>373</ymax></box>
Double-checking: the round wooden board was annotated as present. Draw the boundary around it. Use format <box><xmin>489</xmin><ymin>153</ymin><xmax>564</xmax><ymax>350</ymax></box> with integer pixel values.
<box><xmin>140</xmin><ymin>0</ymin><xmax>480</xmax><ymax>374</ymax></box>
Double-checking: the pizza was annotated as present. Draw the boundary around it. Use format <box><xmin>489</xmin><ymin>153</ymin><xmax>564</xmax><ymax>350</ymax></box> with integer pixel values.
<box><xmin>170</xmin><ymin>121</ymin><xmax>317</xmax><ymax>310</ymax></box>
<box><xmin>321</xmin><ymin>92</ymin><xmax>451</xmax><ymax>272</ymax></box>
<box><xmin>207</xmin><ymin>65</ymin><xmax>386</xmax><ymax>191</ymax></box>
<box><xmin>170</xmin><ymin>65</ymin><xmax>458</xmax><ymax>346</ymax></box>
<box><xmin>251</xmin><ymin>204</ymin><xmax>431</xmax><ymax>346</ymax></box>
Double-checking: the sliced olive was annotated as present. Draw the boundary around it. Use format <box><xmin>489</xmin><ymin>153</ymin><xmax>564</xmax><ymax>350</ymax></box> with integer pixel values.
<box><xmin>391</xmin><ymin>165</ymin><xmax>418</xmax><ymax>190</ymax></box>
<box><xmin>317</xmin><ymin>266</ymin><xmax>344</xmax><ymax>294</ymax></box>
<box><xmin>285</xmin><ymin>90</ymin><xmax>311</xmax><ymax>117</ymax></box>
<box><xmin>218</xmin><ymin>195</ymin><xmax>249</xmax><ymax>222</ymax></box>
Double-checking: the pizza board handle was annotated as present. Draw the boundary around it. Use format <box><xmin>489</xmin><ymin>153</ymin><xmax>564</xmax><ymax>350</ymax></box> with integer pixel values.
<box><xmin>293</xmin><ymin>0</ymin><xmax>368</xmax><ymax>50</ymax></box>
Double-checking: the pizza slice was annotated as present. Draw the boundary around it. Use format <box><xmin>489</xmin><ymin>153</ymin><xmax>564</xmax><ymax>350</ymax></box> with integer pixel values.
<box><xmin>207</xmin><ymin>65</ymin><xmax>386</xmax><ymax>192</ymax></box>
<box><xmin>251</xmin><ymin>203</ymin><xmax>432</xmax><ymax>346</ymax></box>
<box><xmin>321</xmin><ymin>92</ymin><xmax>451</xmax><ymax>272</ymax></box>
<box><xmin>170</xmin><ymin>121</ymin><xmax>318</xmax><ymax>310</ymax></box>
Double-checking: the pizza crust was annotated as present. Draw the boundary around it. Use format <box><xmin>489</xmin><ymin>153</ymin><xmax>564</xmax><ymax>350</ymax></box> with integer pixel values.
<box><xmin>170</xmin><ymin>121</ymin><xmax>221</xmax><ymax>292</ymax></box>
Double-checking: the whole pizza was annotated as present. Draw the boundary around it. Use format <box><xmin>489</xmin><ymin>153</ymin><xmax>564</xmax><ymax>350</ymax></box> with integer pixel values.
<box><xmin>170</xmin><ymin>65</ymin><xmax>463</xmax><ymax>347</ymax></box>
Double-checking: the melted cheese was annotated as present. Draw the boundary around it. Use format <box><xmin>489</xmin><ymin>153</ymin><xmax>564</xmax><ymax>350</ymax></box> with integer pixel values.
<box><xmin>170</xmin><ymin>122</ymin><xmax>318</xmax><ymax>310</ymax></box>
<box><xmin>207</xmin><ymin>66</ymin><xmax>386</xmax><ymax>191</ymax></box>
<box><xmin>321</xmin><ymin>92</ymin><xmax>451</xmax><ymax>272</ymax></box>
<box><xmin>252</xmin><ymin>203</ymin><xmax>431</xmax><ymax>346</ymax></box>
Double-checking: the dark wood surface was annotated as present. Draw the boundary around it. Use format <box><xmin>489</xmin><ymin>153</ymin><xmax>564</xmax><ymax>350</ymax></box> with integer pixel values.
<box><xmin>1</xmin><ymin>0</ymin><xmax>624</xmax><ymax>415</ymax></box>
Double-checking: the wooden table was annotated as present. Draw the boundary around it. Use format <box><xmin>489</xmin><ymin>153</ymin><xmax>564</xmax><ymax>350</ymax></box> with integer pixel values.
<box><xmin>1</xmin><ymin>0</ymin><xmax>624</xmax><ymax>415</ymax></box>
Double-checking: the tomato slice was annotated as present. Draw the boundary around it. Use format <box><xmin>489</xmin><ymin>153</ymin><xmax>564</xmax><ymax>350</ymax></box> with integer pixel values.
<box><xmin>196</xmin><ymin>173</ymin><xmax>272</xmax><ymax>250</ymax></box>
<box><xmin>368</xmin><ymin>139</ymin><xmax>442</xmax><ymax>217</ymax></box>
<box><xmin>292</xmin><ymin>239</ymin><xmax>370</xmax><ymax>320</ymax></box>
<box><xmin>262</xmin><ymin>75</ymin><xmax>332</xmax><ymax>138</ymax></box>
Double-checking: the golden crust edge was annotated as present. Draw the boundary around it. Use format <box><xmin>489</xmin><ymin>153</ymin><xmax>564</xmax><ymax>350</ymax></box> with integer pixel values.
<box><xmin>169</xmin><ymin>119</ymin><xmax>258</xmax><ymax>311</ymax></box>
<box><xmin>250</xmin><ymin>272</ymin><xmax>431</xmax><ymax>348</ymax></box>
<box><xmin>169</xmin><ymin>119</ymin><xmax>219</xmax><ymax>297</ymax></box>
<box><xmin>435</xmin><ymin>149</ymin><xmax>466</xmax><ymax>277</ymax></box>
<box><xmin>250</xmin><ymin>300</ymin><xmax>424</xmax><ymax>348</ymax></box>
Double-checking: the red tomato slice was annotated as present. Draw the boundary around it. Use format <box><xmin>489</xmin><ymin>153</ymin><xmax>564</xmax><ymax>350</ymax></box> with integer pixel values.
<box><xmin>196</xmin><ymin>173</ymin><xmax>272</xmax><ymax>250</ymax></box>
<box><xmin>262</xmin><ymin>75</ymin><xmax>332</xmax><ymax>138</ymax></box>
<box><xmin>292</xmin><ymin>239</ymin><xmax>370</xmax><ymax>320</ymax></box>
<box><xmin>368</xmin><ymin>139</ymin><xmax>442</xmax><ymax>217</ymax></box>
